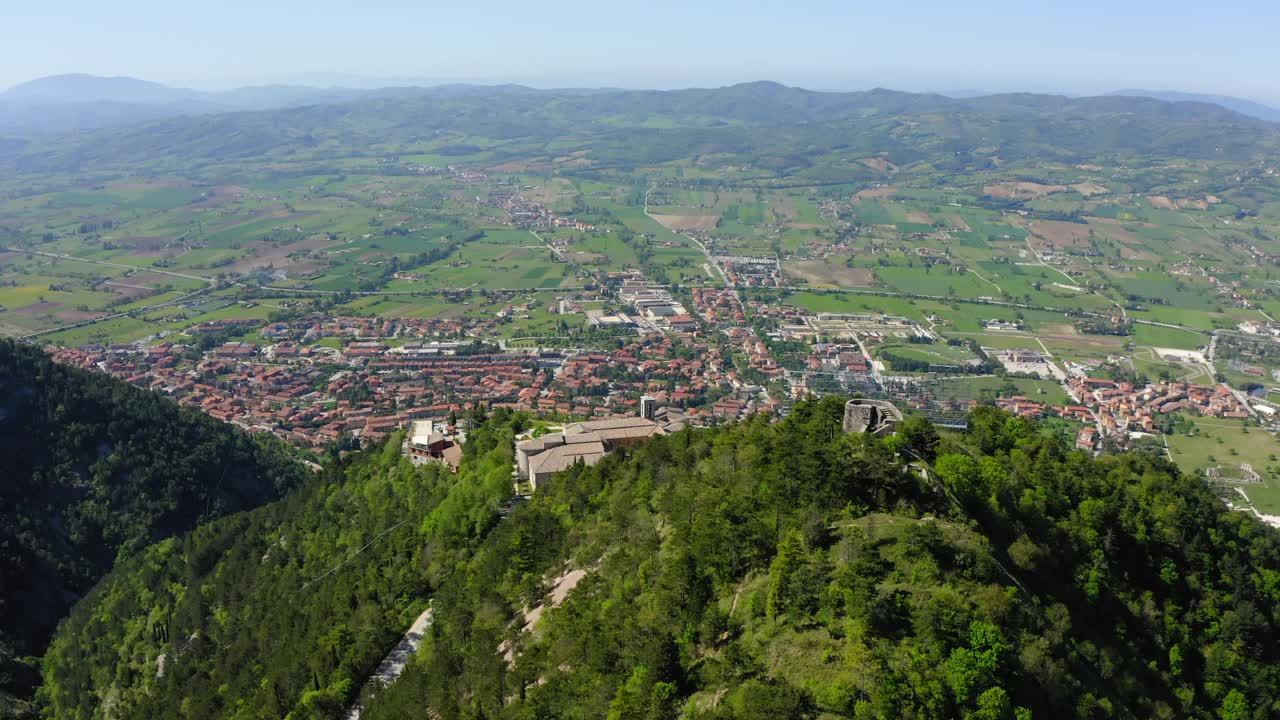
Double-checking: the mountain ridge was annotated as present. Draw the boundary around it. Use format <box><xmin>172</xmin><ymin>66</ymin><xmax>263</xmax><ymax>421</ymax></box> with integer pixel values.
<box><xmin>3</xmin><ymin>74</ymin><xmax>1277</xmax><ymax>138</ymax></box>
<box><xmin>1109</xmin><ymin>88</ymin><xmax>1280</xmax><ymax>123</ymax></box>
<box><xmin>2</xmin><ymin>78</ymin><xmax>1276</xmax><ymax>179</ymax></box>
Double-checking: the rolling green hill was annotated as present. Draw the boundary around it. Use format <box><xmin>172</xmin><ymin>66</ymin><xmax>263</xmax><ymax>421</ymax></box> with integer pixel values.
<box><xmin>2</xmin><ymin>82</ymin><xmax>1275</xmax><ymax>178</ymax></box>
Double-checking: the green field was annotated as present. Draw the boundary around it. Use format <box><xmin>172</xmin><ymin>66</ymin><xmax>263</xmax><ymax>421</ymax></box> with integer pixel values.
<box><xmin>931</xmin><ymin>376</ymin><xmax>1072</xmax><ymax>406</ymax></box>
<box><xmin>876</xmin><ymin>339</ymin><xmax>980</xmax><ymax>368</ymax></box>
<box><xmin>1165</xmin><ymin>419</ymin><xmax>1280</xmax><ymax>514</ymax></box>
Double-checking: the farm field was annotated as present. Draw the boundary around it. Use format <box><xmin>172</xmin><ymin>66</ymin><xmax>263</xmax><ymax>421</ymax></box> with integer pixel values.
<box><xmin>402</xmin><ymin>242</ymin><xmax>581</xmax><ymax>290</ymax></box>
<box><xmin>1165</xmin><ymin>420</ymin><xmax>1280</xmax><ymax>514</ymax></box>
<box><xmin>931</xmin><ymin>376</ymin><xmax>1073</xmax><ymax>406</ymax></box>
<box><xmin>875</xmin><ymin>339</ymin><xmax>981</xmax><ymax>369</ymax></box>
<box><xmin>4</xmin><ymin>150</ymin><xmax>1275</xmax><ymax>347</ymax></box>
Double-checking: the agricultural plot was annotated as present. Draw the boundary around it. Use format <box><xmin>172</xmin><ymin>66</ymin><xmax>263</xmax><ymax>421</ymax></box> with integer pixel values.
<box><xmin>404</xmin><ymin>242</ymin><xmax>580</xmax><ymax>290</ymax></box>
<box><xmin>784</xmin><ymin>291</ymin><xmax>933</xmax><ymax>322</ymax></box>
<box><xmin>550</xmin><ymin>232</ymin><xmax>636</xmax><ymax>270</ymax></box>
<box><xmin>649</xmin><ymin>213</ymin><xmax>719</xmax><ymax>232</ymax></box>
<box><xmin>783</xmin><ymin>258</ymin><xmax>877</xmax><ymax>287</ymax></box>
<box><xmin>931</xmin><ymin>376</ymin><xmax>1072</xmax><ymax>406</ymax></box>
<box><xmin>875</xmin><ymin>339</ymin><xmax>982</xmax><ymax>370</ymax></box>
<box><xmin>1166</xmin><ymin>420</ymin><xmax>1280</xmax><ymax>514</ymax></box>
<box><xmin>1111</xmin><ymin>271</ymin><xmax>1219</xmax><ymax>310</ymax></box>
<box><xmin>1130</xmin><ymin>323</ymin><xmax>1209</xmax><ymax>351</ymax></box>
<box><xmin>875</xmin><ymin>265</ymin><xmax>1000</xmax><ymax>299</ymax></box>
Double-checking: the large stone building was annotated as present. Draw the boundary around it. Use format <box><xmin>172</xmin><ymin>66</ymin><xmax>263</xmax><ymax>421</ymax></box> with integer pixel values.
<box><xmin>842</xmin><ymin>398</ymin><xmax>903</xmax><ymax>436</ymax></box>
<box><xmin>516</xmin><ymin>416</ymin><xmax>668</xmax><ymax>488</ymax></box>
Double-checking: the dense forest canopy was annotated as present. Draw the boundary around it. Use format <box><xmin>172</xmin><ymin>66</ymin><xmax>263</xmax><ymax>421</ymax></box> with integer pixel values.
<box><xmin>0</xmin><ymin>339</ymin><xmax>308</xmax><ymax>709</ymax></box>
<box><xmin>361</xmin><ymin>400</ymin><xmax>1280</xmax><ymax>720</ymax></box>
<box><xmin>28</xmin><ymin>396</ymin><xmax>1280</xmax><ymax>719</ymax></box>
<box><xmin>35</xmin><ymin>409</ymin><xmax>521</xmax><ymax>720</ymax></box>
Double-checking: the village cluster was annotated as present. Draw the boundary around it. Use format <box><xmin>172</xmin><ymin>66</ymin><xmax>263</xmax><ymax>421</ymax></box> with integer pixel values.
<box><xmin>1068</xmin><ymin>376</ymin><xmax>1252</xmax><ymax>451</ymax></box>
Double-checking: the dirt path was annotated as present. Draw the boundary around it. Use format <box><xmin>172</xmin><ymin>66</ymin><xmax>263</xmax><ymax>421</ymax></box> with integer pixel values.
<box><xmin>1232</xmin><ymin>488</ymin><xmax>1280</xmax><ymax>529</ymax></box>
<box><xmin>968</xmin><ymin>268</ymin><xmax>1003</xmax><ymax>294</ymax></box>
<box><xmin>1034</xmin><ymin>336</ymin><xmax>1054</xmax><ymax>359</ymax></box>
<box><xmin>645</xmin><ymin>184</ymin><xmax>731</xmax><ymax>288</ymax></box>
<box><xmin>343</xmin><ymin>607</ymin><xmax>434</xmax><ymax>720</ymax></box>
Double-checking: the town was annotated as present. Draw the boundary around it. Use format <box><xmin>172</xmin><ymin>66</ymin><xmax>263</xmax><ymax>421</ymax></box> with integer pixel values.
<box><xmin>44</xmin><ymin>286</ymin><xmax>1271</xmax><ymax>477</ymax></box>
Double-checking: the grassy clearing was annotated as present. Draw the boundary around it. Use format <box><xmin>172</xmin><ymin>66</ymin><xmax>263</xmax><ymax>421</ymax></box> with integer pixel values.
<box><xmin>1165</xmin><ymin>419</ymin><xmax>1280</xmax><ymax>514</ymax></box>
<box><xmin>931</xmin><ymin>376</ymin><xmax>1071</xmax><ymax>406</ymax></box>
<box><xmin>876</xmin><ymin>340</ymin><xmax>979</xmax><ymax>366</ymax></box>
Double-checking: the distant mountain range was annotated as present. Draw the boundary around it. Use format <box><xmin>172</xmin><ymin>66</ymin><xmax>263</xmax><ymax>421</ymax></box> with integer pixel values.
<box><xmin>0</xmin><ymin>74</ymin><xmax>409</xmax><ymax>135</ymax></box>
<box><xmin>2</xmin><ymin>74</ymin><xmax>1279</xmax><ymax>137</ymax></box>
<box><xmin>0</xmin><ymin>78</ymin><xmax>1273</xmax><ymax>180</ymax></box>
<box><xmin>1109</xmin><ymin>89</ymin><xmax>1280</xmax><ymax>123</ymax></box>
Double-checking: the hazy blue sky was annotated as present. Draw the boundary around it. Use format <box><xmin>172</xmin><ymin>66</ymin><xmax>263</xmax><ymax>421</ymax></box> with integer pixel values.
<box><xmin>4</xmin><ymin>0</ymin><xmax>1277</xmax><ymax>102</ymax></box>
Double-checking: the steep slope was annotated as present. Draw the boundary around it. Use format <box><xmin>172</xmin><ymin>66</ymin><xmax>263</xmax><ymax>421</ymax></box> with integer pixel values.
<box><xmin>361</xmin><ymin>401</ymin><xmax>1280</xmax><ymax>720</ymax></box>
<box><xmin>0</xmin><ymin>339</ymin><xmax>308</xmax><ymax>708</ymax></box>
<box><xmin>35</xmin><ymin>411</ymin><xmax>520</xmax><ymax>720</ymax></box>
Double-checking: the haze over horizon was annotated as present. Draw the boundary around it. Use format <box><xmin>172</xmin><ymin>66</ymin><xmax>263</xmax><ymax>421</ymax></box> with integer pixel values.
<box><xmin>4</xmin><ymin>0</ymin><xmax>1279</xmax><ymax>104</ymax></box>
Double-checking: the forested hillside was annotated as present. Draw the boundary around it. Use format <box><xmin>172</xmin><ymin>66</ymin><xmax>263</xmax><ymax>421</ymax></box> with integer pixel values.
<box><xmin>36</xmin><ymin>410</ymin><xmax>520</xmax><ymax>720</ymax></box>
<box><xmin>0</xmin><ymin>340</ymin><xmax>308</xmax><ymax>710</ymax></box>
<box><xmin>29</xmin><ymin>398</ymin><xmax>1280</xmax><ymax>719</ymax></box>
<box><xmin>360</xmin><ymin>400</ymin><xmax>1280</xmax><ymax>720</ymax></box>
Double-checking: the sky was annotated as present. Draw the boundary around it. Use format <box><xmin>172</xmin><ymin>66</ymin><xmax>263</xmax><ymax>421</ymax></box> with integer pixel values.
<box><xmin>3</xmin><ymin>0</ymin><xmax>1278</xmax><ymax>103</ymax></box>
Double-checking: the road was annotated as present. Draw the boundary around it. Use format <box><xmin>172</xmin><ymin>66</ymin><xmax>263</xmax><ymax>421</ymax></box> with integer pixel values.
<box><xmin>4</xmin><ymin>247</ymin><xmax>215</xmax><ymax>284</ymax></box>
<box><xmin>4</xmin><ymin>246</ymin><xmax>222</xmax><ymax>341</ymax></box>
<box><xmin>343</xmin><ymin>607</ymin><xmax>434</xmax><ymax>720</ymax></box>
<box><xmin>968</xmin><ymin>268</ymin><xmax>1003</xmax><ymax>294</ymax></box>
<box><xmin>259</xmin><ymin>285</ymin><xmax>589</xmax><ymax>295</ymax></box>
<box><xmin>528</xmin><ymin>228</ymin><xmax>595</xmax><ymax>283</ymax></box>
<box><xmin>1022</xmin><ymin>236</ymin><xmax>1080</xmax><ymax>286</ymax></box>
<box><xmin>643</xmin><ymin>183</ymin><xmax>731</xmax><ymax>287</ymax></box>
